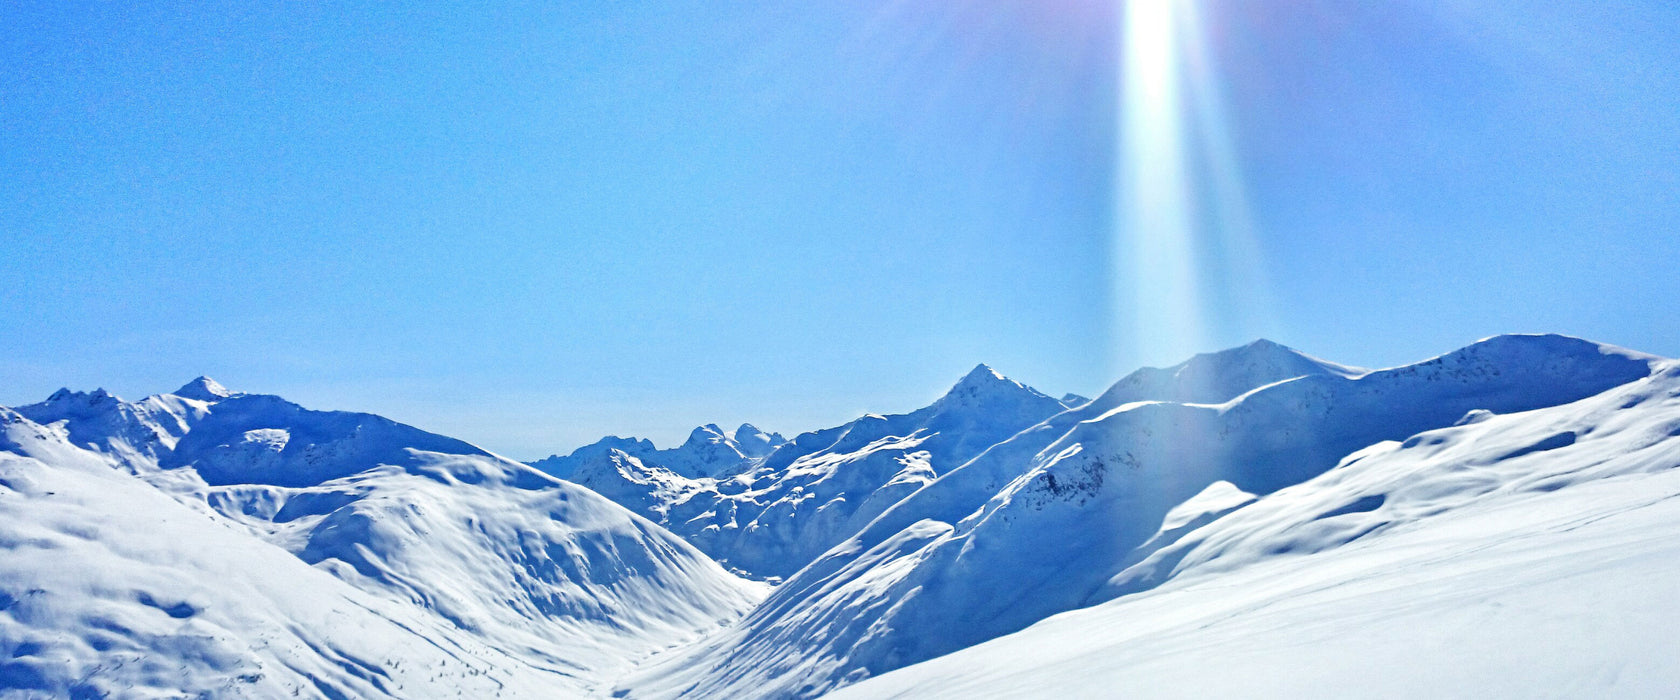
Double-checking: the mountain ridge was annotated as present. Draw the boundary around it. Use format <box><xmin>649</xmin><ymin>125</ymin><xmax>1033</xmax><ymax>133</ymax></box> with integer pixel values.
<box><xmin>4</xmin><ymin>333</ymin><xmax>1675</xmax><ymax>698</ymax></box>
<box><xmin>0</xmin><ymin>379</ymin><xmax>763</xmax><ymax>698</ymax></box>
<box><xmin>618</xmin><ymin>334</ymin><xmax>1665</xmax><ymax>698</ymax></box>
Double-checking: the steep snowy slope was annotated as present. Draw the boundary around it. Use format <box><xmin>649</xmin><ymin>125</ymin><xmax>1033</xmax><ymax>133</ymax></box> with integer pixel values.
<box><xmin>0</xmin><ymin>407</ymin><xmax>582</xmax><ymax>697</ymax></box>
<box><xmin>531</xmin><ymin>424</ymin><xmax>787</xmax><ymax>480</ymax></box>
<box><xmin>562</xmin><ymin>365</ymin><xmax>1074</xmax><ymax>580</ymax></box>
<box><xmin>621</xmin><ymin>335</ymin><xmax>1659</xmax><ymax>698</ymax></box>
<box><xmin>1</xmin><ymin>381</ymin><xmax>763</xmax><ymax>697</ymax></box>
<box><xmin>836</xmin><ymin>358</ymin><xmax>1680</xmax><ymax>699</ymax></box>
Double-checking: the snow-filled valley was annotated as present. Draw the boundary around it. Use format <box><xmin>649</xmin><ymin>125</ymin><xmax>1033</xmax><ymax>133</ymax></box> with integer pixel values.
<box><xmin>3</xmin><ymin>334</ymin><xmax>1678</xmax><ymax>698</ymax></box>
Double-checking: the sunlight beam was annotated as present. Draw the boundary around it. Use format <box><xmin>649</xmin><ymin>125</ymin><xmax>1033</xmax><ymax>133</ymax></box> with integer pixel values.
<box><xmin>1118</xmin><ymin>0</ymin><xmax>1272</xmax><ymax>365</ymax></box>
<box><xmin>1120</xmin><ymin>0</ymin><xmax>1204</xmax><ymax>364</ymax></box>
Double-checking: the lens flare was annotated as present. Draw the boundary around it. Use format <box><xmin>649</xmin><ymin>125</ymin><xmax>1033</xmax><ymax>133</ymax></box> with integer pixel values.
<box><xmin>1117</xmin><ymin>0</ymin><xmax>1271</xmax><ymax>365</ymax></box>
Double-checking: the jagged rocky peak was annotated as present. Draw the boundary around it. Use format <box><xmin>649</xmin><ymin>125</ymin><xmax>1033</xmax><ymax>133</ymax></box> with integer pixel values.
<box><xmin>44</xmin><ymin>387</ymin><xmax>120</xmax><ymax>405</ymax></box>
<box><xmin>600</xmin><ymin>435</ymin><xmax>658</xmax><ymax>452</ymax></box>
<box><xmin>534</xmin><ymin>419</ymin><xmax>786</xmax><ymax>481</ymax></box>
<box><xmin>24</xmin><ymin>388</ymin><xmax>128</xmax><ymax>428</ymax></box>
<box><xmin>173</xmin><ymin>376</ymin><xmax>233</xmax><ymax>402</ymax></box>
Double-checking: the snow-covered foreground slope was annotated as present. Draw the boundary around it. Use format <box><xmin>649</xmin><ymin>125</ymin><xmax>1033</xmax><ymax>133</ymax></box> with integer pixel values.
<box><xmin>556</xmin><ymin>365</ymin><xmax>1075</xmax><ymax>580</ymax></box>
<box><xmin>618</xmin><ymin>335</ymin><xmax>1663</xmax><ymax>698</ymax></box>
<box><xmin>834</xmin><ymin>358</ymin><xmax>1680</xmax><ymax>699</ymax></box>
<box><xmin>0</xmin><ymin>382</ymin><xmax>761</xmax><ymax>698</ymax></box>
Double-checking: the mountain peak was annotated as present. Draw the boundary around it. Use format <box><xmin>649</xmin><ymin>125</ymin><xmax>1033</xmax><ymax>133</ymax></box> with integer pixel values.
<box><xmin>43</xmin><ymin>387</ymin><xmax>118</xmax><ymax>404</ymax></box>
<box><xmin>1060</xmin><ymin>393</ymin><xmax>1091</xmax><ymax>407</ymax></box>
<box><xmin>946</xmin><ymin>363</ymin><xmax>1013</xmax><ymax>394</ymax></box>
<box><xmin>174</xmin><ymin>376</ymin><xmax>232</xmax><ymax>402</ymax></box>
<box><xmin>1204</xmin><ymin>338</ymin><xmax>1311</xmax><ymax>367</ymax></box>
<box><xmin>685</xmin><ymin>424</ymin><xmax>727</xmax><ymax>445</ymax></box>
<box><xmin>1095</xmin><ymin>340</ymin><xmax>1364</xmax><ymax>409</ymax></box>
<box><xmin>732</xmin><ymin>423</ymin><xmax>787</xmax><ymax>458</ymax></box>
<box><xmin>934</xmin><ymin>364</ymin><xmax>1058</xmax><ymax>413</ymax></box>
<box><xmin>1242</xmin><ymin>338</ymin><xmax>1290</xmax><ymax>352</ymax></box>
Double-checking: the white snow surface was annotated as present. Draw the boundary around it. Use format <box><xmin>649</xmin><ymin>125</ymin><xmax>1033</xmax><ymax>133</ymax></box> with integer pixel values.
<box><xmin>835</xmin><ymin>357</ymin><xmax>1680</xmax><ymax>699</ymax></box>
<box><xmin>6</xmin><ymin>334</ymin><xmax>1680</xmax><ymax>699</ymax></box>
<box><xmin>0</xmin><ymin>386</ymin><xmax>761</xmax><ymax>698</ymax></box>
<box><xmin>616</xmin><ymin>334</ymin><xmax>1666</xmax><ymax>698</ymax></box>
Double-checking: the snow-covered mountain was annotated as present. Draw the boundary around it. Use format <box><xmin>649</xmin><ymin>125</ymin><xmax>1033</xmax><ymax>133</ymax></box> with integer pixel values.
<box><xmin>835</xmin><ymin>354</ymin><xmax>1680</xmax><ymax>699</ymax></box>
<box><xmin>554</xmin><ymin>364</ymin><xmax>1076</xmax><ymax>580</ymax></box>
<box><xmin>617</xmin><ymin>334</ymin><xmax>1664</xmax><ymax>698</ymax></box>
<box><xmin>6</xmin><ymin>334</ymin><xmax>1678</xmax><ymax>699</ymax></box>
<box><xmin>530</xmin><ymin>423</ymin><xmax>788</xmax><ymax>480</ymax></box>
<box><xmin>0</xmin><ymin>380</ymin><xmax>761</xmax><ymax>698</ymax></box>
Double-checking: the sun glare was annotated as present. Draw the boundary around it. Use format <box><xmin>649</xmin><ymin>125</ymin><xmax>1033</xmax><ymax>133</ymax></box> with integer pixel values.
<box><xmin>1118</xmin><ymin>0</ymin><xmax>1267</xmax><ymax>366</ymax></box>
<box><xmin>1120</xmin><ymin>0</ymin><xmax>1202</xmax><ymax>365</ymax></box>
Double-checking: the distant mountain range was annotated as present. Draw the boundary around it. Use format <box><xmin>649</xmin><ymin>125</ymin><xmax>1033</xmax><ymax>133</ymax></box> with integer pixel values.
<box><xmin>533</xmin><ymin>363</ymin><xmax>1075</xmax><ymax>580</ymax></box>
<box><xmin>3</xmin><ymin>334</ymin><xmax>1677</xmax><ymax>698</ymax></box>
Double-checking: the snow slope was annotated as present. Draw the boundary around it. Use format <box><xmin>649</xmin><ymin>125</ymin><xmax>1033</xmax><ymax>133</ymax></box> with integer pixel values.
<box><xmin>620</xmin><ymin>335</ymin><xmax>1660</xmax><ymax>698</ymax></box>
<box><xmin>835</xmin><ymin>357</ymin><xmax>1680</xmax><ymax>699</ymax></box>
<box><xmin>560</xmin><ymin>365</ymin><xmax>1075</xmax><ymax>580</ymax></box>
<box><xmin>0</xmin><ymin>381</ymin><xmax>762</xmax><ymax>698</ymax></box>
<box><xmin>0</xmin><ymin>418</ymin><xmax>571</xmax><ymax>697</ymax></box>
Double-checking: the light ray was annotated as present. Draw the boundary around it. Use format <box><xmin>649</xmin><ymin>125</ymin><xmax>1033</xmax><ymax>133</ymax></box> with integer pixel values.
<box><xmin>1179</xmin><ymin>0</ymin><xmax>1279</xmax><ymax>341</ymax></box>
<box><xmin>1117</xmin><ymin>0</ymin><xmax>1270</xmax><ymax>365</ymax></box>
<box><xmin>1120</xmin><ymin>0</ymin><xmax>1203</xmax><ymax>364</ymax></box>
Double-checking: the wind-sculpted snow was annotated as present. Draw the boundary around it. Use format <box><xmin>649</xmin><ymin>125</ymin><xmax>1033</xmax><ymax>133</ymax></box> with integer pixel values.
<box><xmin>622</xmin><ymin>334</ymin><xmax>1661</xmax><ymax>698</ymax></box>
<box><xmin>835</xmin><ymin>359</ymin><xmax>1680</xmax><ymax>699</ymax></box>
<box><xmin>0</xmin><ymin>383</ymin><xmax>762</xmax><ymax>697</ymax></box>
<box><xmin>560</xmin><ymin>364</ymin><xmax>1074</xmax><ymax>580</ymax></box>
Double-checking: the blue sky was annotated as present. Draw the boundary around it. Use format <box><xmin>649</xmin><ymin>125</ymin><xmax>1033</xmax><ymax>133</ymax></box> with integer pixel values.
<box><xmin>4</xmin><ymin>0</ymin><xmax>1677</xmax><ymax>458</ymax></box>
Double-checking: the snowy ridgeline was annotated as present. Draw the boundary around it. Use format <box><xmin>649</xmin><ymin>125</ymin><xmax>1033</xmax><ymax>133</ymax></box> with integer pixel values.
<box><xmin>532</xmin><ymin>364</ymin><xmax>1078</xmax><ymax>581</ymax></box>
<box><xmin>597</xmin><ymin>335</ymin><xmax>1672</xmax><ymax>698</ymax></box>
<box><xmin>832</xmin><ymin>356</ymin><xmax>1680</xmax><ymax>699</ymax></box>
<box><xmin>0</xmin><ymin>379</ymin><xmax>762</xmax><ymax>697</ymax></box>
<box><xmin>2</xmin><ymin>334</ymin><xmax>1679</xmax><ymax>699</ymax></box>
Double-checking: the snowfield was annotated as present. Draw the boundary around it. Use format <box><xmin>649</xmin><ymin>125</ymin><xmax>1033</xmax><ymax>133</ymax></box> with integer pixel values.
<box><xmin>2</xmin><ymin>335</ymin><xmax>1678</xmax><ymax>699</ymax></box>
<box><xmin>833</xmin><ymin>359</ymin><xmax>1680</xmax><ymax>699</ymax></box>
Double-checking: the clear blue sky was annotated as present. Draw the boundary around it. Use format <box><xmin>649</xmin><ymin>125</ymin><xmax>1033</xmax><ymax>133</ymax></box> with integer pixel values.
<box><xmin>4</xmin><ymin>0</ymin><xmax>1677</xmax><ymax>459</ymax></box>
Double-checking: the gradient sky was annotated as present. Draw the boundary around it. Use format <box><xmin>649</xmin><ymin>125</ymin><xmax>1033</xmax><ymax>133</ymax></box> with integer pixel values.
<box><xmin>4</xmin><ymin>0</ymin><xmax>1678</xmax><ymax>459</ymax></box>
